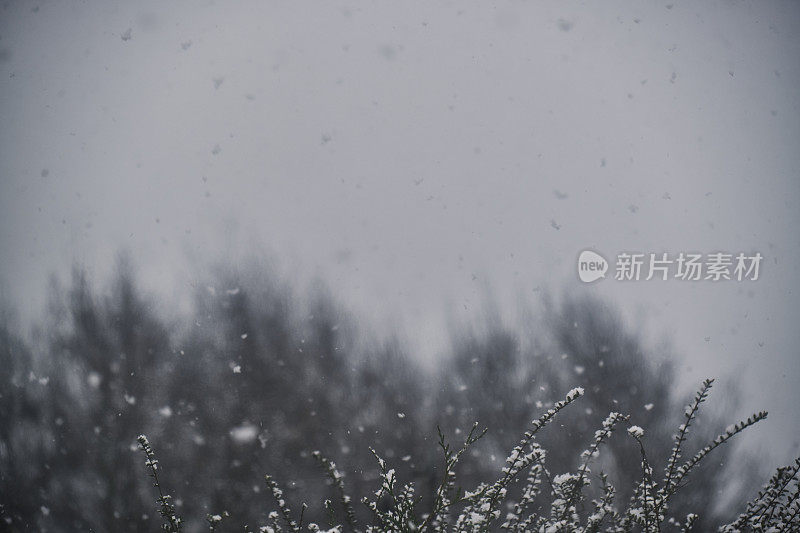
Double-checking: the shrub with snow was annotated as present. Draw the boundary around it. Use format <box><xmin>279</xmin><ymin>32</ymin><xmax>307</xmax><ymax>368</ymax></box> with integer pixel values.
<box><xmin>138</xmin><ymin>379</ymin><xmax>799</xmax><ymax>532</ymax></box>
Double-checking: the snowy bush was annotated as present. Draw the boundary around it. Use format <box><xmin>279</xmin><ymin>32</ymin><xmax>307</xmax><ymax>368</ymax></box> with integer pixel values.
<box><xmin>138</xmin><ymin>379</ymin><xmax>799</xmax><ymax>532</ymax></box>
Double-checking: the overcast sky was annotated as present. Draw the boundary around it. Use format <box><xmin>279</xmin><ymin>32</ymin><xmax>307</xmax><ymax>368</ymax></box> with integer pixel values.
<box><xmin>1</xmin><ymin>0</ymin><xmax>798</xmax><ymax>461</ymax></box>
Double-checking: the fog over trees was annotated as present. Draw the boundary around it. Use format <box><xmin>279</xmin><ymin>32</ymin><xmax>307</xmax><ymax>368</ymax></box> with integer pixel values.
<box><xmin>0</xmin><ymin>258</ymin><xmax>763</xmax><ymax>531</ymax></box>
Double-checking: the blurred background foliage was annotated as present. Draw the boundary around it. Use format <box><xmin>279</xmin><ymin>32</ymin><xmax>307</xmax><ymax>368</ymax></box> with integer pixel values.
<box><xmin>0</xmin><ymin>258</ymin><xmax>759</xmax><ymax>531</ymax></box>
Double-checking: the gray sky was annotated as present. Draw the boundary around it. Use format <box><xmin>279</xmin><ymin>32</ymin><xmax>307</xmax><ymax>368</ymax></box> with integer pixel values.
<box><xmin>1</xmin><ymin>1</ymin><xmax>798</xmax><ymax>461</ymax></box>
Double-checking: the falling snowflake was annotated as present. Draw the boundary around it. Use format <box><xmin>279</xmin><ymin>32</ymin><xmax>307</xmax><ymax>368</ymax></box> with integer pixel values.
<box><xmin>87</xmin><ymin>372</ymin><xmax>101</xmax><ymax>389</ymax></box>
<box><xmin>230</xmin><ymin>423</ymin><xmax>258</xmax><ymax>444</ymax></box>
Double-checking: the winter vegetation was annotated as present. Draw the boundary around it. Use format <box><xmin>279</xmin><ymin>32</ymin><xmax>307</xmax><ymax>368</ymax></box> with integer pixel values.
<box><xmin>0</xmin><ymin>259</ymin><xmax>797</xmax><ymax>531</ymax></box>
<box><xmin>134</xmin><ymin>381</ymin><xmax>798</xmax><ymax>532</ymax></box>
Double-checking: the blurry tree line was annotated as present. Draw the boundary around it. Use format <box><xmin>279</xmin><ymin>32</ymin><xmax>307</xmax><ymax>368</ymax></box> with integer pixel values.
<box><xmin>0</xmin><ymin>260</ymin><xmax>759</xmax><ymax>531</ymax></box>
